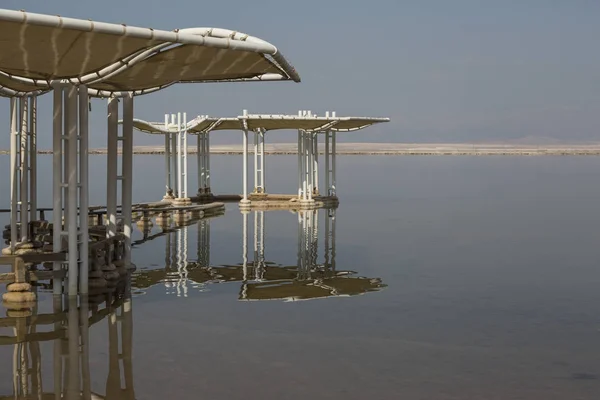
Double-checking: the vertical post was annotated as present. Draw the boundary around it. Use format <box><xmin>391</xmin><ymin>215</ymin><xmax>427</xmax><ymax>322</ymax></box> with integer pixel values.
<box><xmin>313</xmin><ymin>133</ymin><xmax>319</xmax><ymax>196</ymax></box>
<box><xmin>331</xmin><ymin>112</ymin><xmax>337</xmax><ymax>196</ymax></box>
<box><xmin>260</xmin><ymin>129</ymin><xmax>265</xmax><ymax>193</ymax></box>
<box><xmin>241</xmin><ymin>109</ymin><xmax>249</xmax><ymax>204</ymax></box>
<box><xmin>66</xmin><ymin>84</ymin><xmax>78</xmax><ymax>296</ymax></box>
<box><xmin>297</xmin><ymin>129</ymin><xmax>302</xmax><ymax>199</ymax></box>
<box><xmin>106</xmin><ymin>98</ymin><xmax>119</xmax><ymax>239</ymax></box>
<box><xmin>325</xmin><ymin>129</ymin><xmax>330</xmax><ymax>197</ymax></box>
<box><xmin>170</xmin><ymin>114</ymin><xmax>178</xmax><ymax>197</ymax></box>
<box><xmin>79</xmin><ymin>85</ymin><xmax>89</xmax><ymax>294</ymax></box>
<box><xmin>122</xmin><ymin>94</ymin><xmax>134</xmax><ymax>267</ymax></box>
<box><xmin>52</xmin><ymin>85</ymin><xmax>63</xmax><ymax>294</ymax></box>
<box><xmin>253</xmin><ymin>129</ymin><xmax>258</xmax><ymax>193</ymax></box>
<box><xmin>19</xmin><ymin>98</ymin><xmax>28</xmax><ymax>242</ymax></box>
<box><xmin>177</xmin><ymin>112</ymin><xmax>182</xmax><ymax>200</ymax></box>
<box><xmin>9</xmin><ymin>98</ymin><xmax>18</xmax><ymax>252</ymax></box>
<box><xmin>29</xmin><ymin>97</ymin><xmax>37</xmax><ymax>223</ymax></box>
<box><xmin>183</xmin><ymin>112</ymin><xmax>188</xmax><ymax>199</ymax></box>
<box><xmin>164</xmin><ymin>114</ymin><xmax>172</xmax><ymax>198</ymax></box>
<box><xmin>196</xmin><ymin>133</ymin><xmax>204</xmax><ymax>195</ymax></box>
<box><xmin>206</xmin><ymin>131</ymin><xmax>211</xmax><ymax>193</ymax></box>
<box><xmin>67</xmin><ymin>297</ymin><xmax>80</xmax><ymax>400</ymax></box>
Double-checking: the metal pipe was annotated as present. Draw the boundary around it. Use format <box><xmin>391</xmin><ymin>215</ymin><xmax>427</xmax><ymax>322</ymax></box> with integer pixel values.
<box><xmin>170</xmin><ymin>115</ymin><xmax>177</xmax><ymax>197</ymax></box>
<box><xmin>177</xmin><ymin>112</ymin><xmax>182</xmax><ymax>199</ymax></box>
<box><xmin>206</xmin><ymin>132</ymin><xmax>211</xmax><ymax>192</ymax></box>
<box><xmin>19</xmin><ymin>98</ymin><xmax>28</xmax><ymax>241</ymax></box>
<box><xmin>164</xmin><ymin>114</ymin><xmax>171</xmax><ymax>197</ymax></box>
<box><xmin>106</xmin><ymin>98</ymin><xmax>118</xmax><ymax>238</ymax></box>
<box><xmin>52</xmin><ymin>85</ymin><xmax>63</xmax><ymax>294</ymax></box>
<box><xmin>297</xmin><ymin>129</ymin><xmax>302</xmax><ymax>199</ymax></box>
<box><xmin>122</xmin><ymin>94</ymin><xmax>134</xmax><ymax>266</ymax></box>
<box><xmin>313</xmin><ymin>133</ymin><xmax>318</xmax><ymax>195</ymax></box>
<box><xmin>325</xmin><ymin>130</ymin><xmax>330</xmax><ymax>196</ymax></box>
<box><xmin>332</xmin><ymin>131</ymin><xmax>337</xmax><ymax>195</ymax></box>
<box><xmin>66</xmin><ymin>84</ymin><xmax>78</xmax><ymax>296</ymax></box>
<box><xmin>9</xmin><ymin>98</ymin><xmax>18</xmax><ymax>252</ymax></box>
<box><xmin>183</xmin><ymin>112</ymin><xmax>188</xmax><ymax>198</ymax></box>
<box><xmin>196</xmin><ymin>133</ymin><xmax>204</xmax><ymax>194</ymax></box>
<box><xmin>242</xmin><ymin>110</ymin><xmax>249</xmax><ymax>203</ymax></box>
<box><xmin>260</xmin><ymin>129</ymin><xmax>265</xmax><ymax>193</ymax></box>
<box><xmin>78</xmin><ymin>85</ymin><xmax>89</xmax><ymax>294</ymax></box>
<box><xmin>253</xmin><ymin>130</ymin><xmax>258</xmax><ymax>193</ymax></box>
<box><xmin>29</xmin><ymin>97</ymin><xmax>37</xmax><ymax>223</ymax></box>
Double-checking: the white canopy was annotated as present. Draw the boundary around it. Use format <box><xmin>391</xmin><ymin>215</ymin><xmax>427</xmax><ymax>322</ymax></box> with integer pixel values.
<box><xmin>131</xmin><ymin>113</ymin><xmax>390</xmax><ymax>134</ymax></box>
<box><xmin>0</xmin><ymin>8</ymin><xmax>300</xmax><ymax>97</ymax></box>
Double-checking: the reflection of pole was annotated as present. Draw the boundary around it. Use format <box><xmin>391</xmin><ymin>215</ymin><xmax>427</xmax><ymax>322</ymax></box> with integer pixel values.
<box><xmin>242</xmin><ymin>211</ymin><xmax>248</xmax><ymax>281</ymax></box>
<box><xmin>53</xmin><ymin>296</ymin><xmax>63</xmax><ymax>400</ymax></box>
<box><xmin>67</xmin><ymin>297</ymin><xmax>80</xmax><ymax>400</ymax></box>
<box><xmin>253</xmin><ymin>211</ymin><xmax>265</xmax><ymax>280</ymax></box>
<box><xmin>330</xmin><ymin>208</ymin><xmax>337</xmax><ymax>271</ymax></box>
<box><xmin>106</xmin><ymin>303</ymin><xmax>120</xmax><ymax>399</ymax></box>
<box><xmin>80</xmin><ymin>297</ymin><xmax>91</xmax><ymax>400</ymax></box>
<box><xmin>122</xmin><ymin>297</ymin><xmax>135</xmax><ymax>399</ymax></box>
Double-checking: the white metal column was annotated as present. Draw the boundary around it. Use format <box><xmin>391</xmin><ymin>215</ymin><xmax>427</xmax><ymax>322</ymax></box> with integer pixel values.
<box><xmin>52</xmin><ymin>85</ymin><xmax>64</xmax><ymax>294</ymax></box>
<box><xmin>164</xmin><ymin>114</ymin><xmax>172</xmax><ymax>198</ymax></box>
<box><xmin>122</xmin><ymin>94</ymin><xmax>134</xmax><ymax>268</ymax></box>
<box><xmin>19</xmin><ymin>98</ymin><xmax>28</xmax><ymax>242</ymax></box>
<box><xmin>253</xmin><ymin>129</ymin><xmax>266</xmax><ymax>193</ymax></box>
<box><xmin>176</xmin><ymin>112</ymin><xmax>182</xmax><ymax>200</ymax></box>
<box><xmin>241</xmin><ymin>110</ymin><xmax>249</xmax><ymax>204</ymax></box>
<box><xmin>106</xmin><ymin>98</ymin><xmax>119</xmax><ymax>240</ymax></box>
<box><xmin>9</xmin><ymin>98</ymin><xmax>18</xmax><ymax>252</ymax></box>
<box><xmin>325</xmin><ymin>129</ymin><xmax>330</xmax><ymax>197</ymax></box>
<box><xmin>170</xmin><ymin>114</ymin><xmax>178</xmax><ymax>198</ymax></box>
<box><xmin>297</xmin><ymin>128</ymin><xmax>303</xmax><ymax>200</ymax></box>
<box><xmin>313</xmin><ymin>133</ymin><xmax>319</xmax><ymax>196</ymax></box>
<box><xmin>78</xmin><ymin>85</ymin><xmax>89</xmax><ymax>294</ymax></box>
<box><xmin>182</xmin><ymin>112</ymin><xmax>188</xmax><ymax>199</ymax></box>
<box><xmin>206</xmin><ymin>131</ymin><xmax>211</xmax><ymax>194</ymax></box>
<box><xmin>29</xmin><ymin>97</ymin><xmax>37</xmax><ymax>224</ymax></box>
<box><xmin>197</xmin><ymin>132</ymin><xmax>205</xmax><ymax>194</ymax></box>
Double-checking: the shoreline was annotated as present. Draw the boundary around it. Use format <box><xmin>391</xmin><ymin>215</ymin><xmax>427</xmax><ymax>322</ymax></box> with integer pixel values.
<box><xmin>4</xmin><ymin>143</ymin><xmax>600</xmax><ymax>156</ymax></box>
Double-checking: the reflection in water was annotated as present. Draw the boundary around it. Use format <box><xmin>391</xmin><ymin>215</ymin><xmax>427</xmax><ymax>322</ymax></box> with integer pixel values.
<box><xmin>132</xmin><ymin>209</ymin><xmax>386</xmax><ymax>301</ymax></box>
<box><xmin>0</xmin><ymin>284</ymin><xmax>134</xmax><ymax>399</ymax></box>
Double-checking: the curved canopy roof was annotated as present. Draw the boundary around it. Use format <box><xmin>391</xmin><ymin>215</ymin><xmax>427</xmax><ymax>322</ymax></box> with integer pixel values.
<box><xmin>0</xmin><ymin>9</ymin><xmax>300</xmax><ymax>97</ymax></box>
<box><xmin>130</xmin><ymin>113</ymin><xmax>390</xmax><ymax>134</ymax></box>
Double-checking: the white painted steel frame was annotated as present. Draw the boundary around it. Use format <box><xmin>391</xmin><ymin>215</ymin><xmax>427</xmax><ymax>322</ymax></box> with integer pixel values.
<box><xmin>0</xmin><ymin>9</ymin><xmax>301</xmax><ymax>97</ymax></box>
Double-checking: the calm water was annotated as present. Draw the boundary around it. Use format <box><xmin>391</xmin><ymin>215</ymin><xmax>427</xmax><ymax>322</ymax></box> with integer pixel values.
<box><xmin>1</xmin><ymin>155</ymin><xmax>600</xmax><ymax>399</ymax></box>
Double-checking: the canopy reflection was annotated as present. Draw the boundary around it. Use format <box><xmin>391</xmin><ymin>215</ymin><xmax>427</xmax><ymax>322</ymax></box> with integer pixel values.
<box><xmin>131</xmin><ymin>208</ymin><xmax>385</xmax><ymax>301</ymax></box>
<box><xmin>0</xmin><ymin>284</ymin><xmax>134</xmax><ymax>399</ymax></box>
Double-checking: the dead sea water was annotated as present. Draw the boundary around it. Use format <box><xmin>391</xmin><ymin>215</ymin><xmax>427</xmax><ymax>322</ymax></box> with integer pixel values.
<box><xmin>0</xmin><ymin>155</ymin><xmax>598</xmax><ymax>399</ymax></box>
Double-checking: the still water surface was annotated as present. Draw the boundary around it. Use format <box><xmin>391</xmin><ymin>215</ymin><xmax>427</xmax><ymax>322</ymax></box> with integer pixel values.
<box><xmin>0</xmin><ymin>155</ymin><xmax>599</xmax><ymax>399</ymax></box>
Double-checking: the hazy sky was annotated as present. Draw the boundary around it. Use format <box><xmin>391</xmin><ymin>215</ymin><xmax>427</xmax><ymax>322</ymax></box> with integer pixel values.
<box><xmin>1</xmin><ymin>0</ymin><xmax>599</xmax><ymax>148</ymax></box>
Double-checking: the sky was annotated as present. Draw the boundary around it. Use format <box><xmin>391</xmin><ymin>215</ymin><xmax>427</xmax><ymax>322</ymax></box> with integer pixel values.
<box><xmin>1</xmin><ymin>0</ymin><xmax>600</xmax><ymax>148</ymax></box>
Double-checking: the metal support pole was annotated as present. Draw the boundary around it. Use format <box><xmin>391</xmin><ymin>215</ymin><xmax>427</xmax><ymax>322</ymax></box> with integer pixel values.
<box><xmin>313</xmin><ymin>133</ymin><xmax>319</xmax><ymax>195</ymax></box>
<box><xmin>106</xmin><ymin>98</ymin><xmax>119</xmax><ymax>239</ymax></box>
<box><xmin>164</xmin><ymin>114</ymin><xmax>172</xmax><ymax>198</ymax></box>
<box><xmin>52</xmin><ymin>85</ymin><xmax>63</xmax><ymax>294</ymax></box>
<box><xmin>331</xmin><ymin>112</ymin><xmax>337</xmax><ymax>196</ymax></box>
<box><xmin>78</xmin><ymin>85</ymin><xmax>89</xmax><ymax>294</ymax></box>
<box><xmin>325</xmin><ymin>129</ymin><xmax>330</xmax><ymax>197</ymax></box>
<box><xmin>196</xmin><ymin>133</ymin><xmax>204</xmax><ymax>195</ymax></box>
<box><xmin>9</xmin><ymin>98</ymin><xmax>18</xmax><ymax>252</ymax></box>
<box><xmin>19</xmin><ymin>98</ymin><xmax>28</xmax><ymax>242</ymax></box>
<box><xmin>122</xmin><ymin>94</ymin><xmax>134</xmax><ymax>267</ymax></box>
<box><xmin>183</xmin><ymin>112</ymin><xmax>188</xmax><ymax>199</ymax></box>
<box><xmin>170</xmin><ymin>114</ymin><xmax>178</xmax><ymax>197</ymax></box>
<box><xmin>241</xmin><ymin>110</ymin><xmax>249</xmax><ymax>204</ymax></box>
<box><xmin>260</xmin><ymin>129</ymin><xmax>265</xmax><ymax>193</ymax></box>
<box><xmin>177</xmin><ymin>112</ymin><xmax>182</xmax><ymax>200</ymax></box>
<box><xmin>297</xmin><ymin>129</ymin><xmax>302</xmax><ymax>199</ymax></box>
<box><xmin>206</xmin><ymin>132</ymin><xmax>211</xmax><ymax>193</ymax></box>
<box><xmin>66</xmin><ymin>85</ymin><xmax>78</xmax><ymax>296</ymax></box>
<box><xmin>253</xmin><ymin>130</ymin><xmax>258</xmax><ymax>192</ymax></box>
<box><xmin>29</xmin><ymin>97</ymin><xmax>37</xmax><ymax>223</ymax></box>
